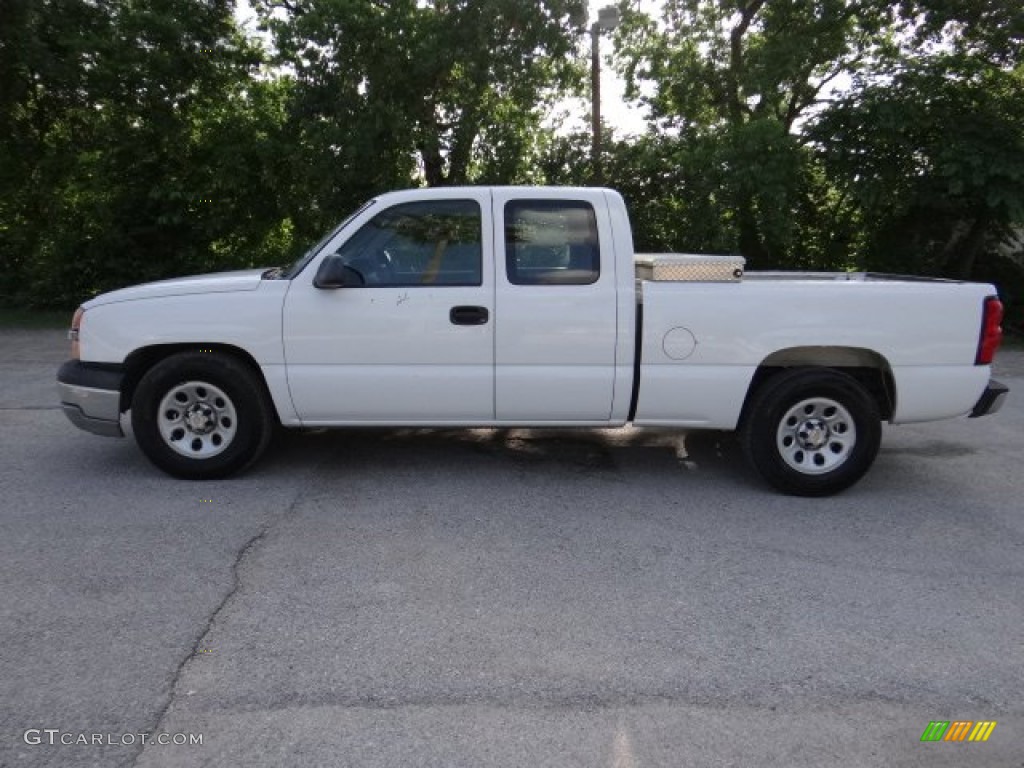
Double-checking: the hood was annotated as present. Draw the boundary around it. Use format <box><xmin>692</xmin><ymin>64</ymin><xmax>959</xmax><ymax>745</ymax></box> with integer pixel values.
<box><xmin>82</xmin><ymin>269</ymin><xmax>268</xmax><ymax>309</ymax></box>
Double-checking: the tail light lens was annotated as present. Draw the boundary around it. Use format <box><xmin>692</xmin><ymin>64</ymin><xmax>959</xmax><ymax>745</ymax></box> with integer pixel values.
<box><xmin>69</xmin><ymin>307</ymin><xmax>84</xmax><ymax>359</ymax></box>
<box><xmin>975</xmin><ymin>296</ymin><xmax>1003</xmax><ymax>365</ymax></box>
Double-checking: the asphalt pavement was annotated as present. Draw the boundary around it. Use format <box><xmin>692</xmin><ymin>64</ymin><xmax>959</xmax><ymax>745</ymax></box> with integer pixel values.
<box><xmin>1</xmin><ymin>328</ymin><xmax>1022</xmax><ymax>767</ymax></box>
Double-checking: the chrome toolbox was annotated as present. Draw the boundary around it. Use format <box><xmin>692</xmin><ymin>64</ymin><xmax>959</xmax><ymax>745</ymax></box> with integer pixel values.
<box><xmin>635</xmin><ymin>253</ymin><xmax>745</xmax><ymax>282</ymax></box>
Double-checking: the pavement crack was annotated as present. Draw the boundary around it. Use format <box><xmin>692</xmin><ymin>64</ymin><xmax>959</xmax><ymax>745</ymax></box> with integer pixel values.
<box><xmin>125</xmin><ymin>476</ymin><xmax>314</xmax><ymax>768</ymax></box>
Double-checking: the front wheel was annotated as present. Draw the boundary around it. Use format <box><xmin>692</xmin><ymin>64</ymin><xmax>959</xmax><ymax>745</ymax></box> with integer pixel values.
<box><xmin>742</xmin><ymin>369</ymin><xmax>882</xmax><ymax>496</ymax></box>
<box><xmin>131</xmin><ymin>352</ymin><xmax>274</xmax><ymax>479</ymax></box>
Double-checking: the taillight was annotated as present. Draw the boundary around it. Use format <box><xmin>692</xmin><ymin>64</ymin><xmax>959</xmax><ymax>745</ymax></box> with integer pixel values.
<box><xmin>975</xmin><ymin>296</ymin><xmax>1003</xmax><ymax>365</ymax></box>
<box><xmin>69</xmin><ymin>307</ymin><xmax>84</xmax><ymax>359</ymax></box>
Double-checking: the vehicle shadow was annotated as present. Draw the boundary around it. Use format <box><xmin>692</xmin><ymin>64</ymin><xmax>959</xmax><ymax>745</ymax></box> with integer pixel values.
<box><xmin>262</xmin><ymin>425</ymin><xmax>756</xmax><ymax>488</ymax></box>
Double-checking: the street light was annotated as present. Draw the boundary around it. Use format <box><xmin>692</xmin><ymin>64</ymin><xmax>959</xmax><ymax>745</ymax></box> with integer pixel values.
<box><xmin>590</xmin><ymin>4</ymin><xmax>620</xmax><ymax>185</ymax></box>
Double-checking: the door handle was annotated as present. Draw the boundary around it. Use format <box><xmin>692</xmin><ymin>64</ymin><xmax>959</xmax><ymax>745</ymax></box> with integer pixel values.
<box><xmin>450</xmin><ymin>306</ymin><xmax>489</xmax><ymax>326</ymax></box>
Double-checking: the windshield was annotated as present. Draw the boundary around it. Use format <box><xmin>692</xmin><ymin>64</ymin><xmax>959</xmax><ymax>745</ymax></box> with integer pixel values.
<box><xmin>279</xmin><ymin>199</ymin><xmax>377</xmax><ymax>279</ymax></box>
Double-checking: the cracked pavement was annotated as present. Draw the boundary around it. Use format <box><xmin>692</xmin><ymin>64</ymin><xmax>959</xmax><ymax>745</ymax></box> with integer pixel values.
<box><xmin>1</xmin><ymin>329</ymin><xmax>1022</xmax><ymax>767</ymax></box>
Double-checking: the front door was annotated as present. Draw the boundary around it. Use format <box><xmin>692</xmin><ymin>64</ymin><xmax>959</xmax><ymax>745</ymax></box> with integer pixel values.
<box><xmin>283</xmin><ymin>192</ymin><xmax>494</xmax><ymax>423</ymax></box>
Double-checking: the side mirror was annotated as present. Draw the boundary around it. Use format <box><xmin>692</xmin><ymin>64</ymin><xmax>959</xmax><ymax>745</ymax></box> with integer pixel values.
<box><xmin>313</xmin><ymin>257</ymin><xmax>363</xmax><ymax>289</ymax></box>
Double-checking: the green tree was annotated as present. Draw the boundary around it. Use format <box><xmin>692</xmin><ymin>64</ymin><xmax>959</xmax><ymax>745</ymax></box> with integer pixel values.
<box><xmin>812</xmin><ymin>58</ymin><xmax>1024</xmax><ymax>278</ymax></box>
<box><xmin>539</xmin><ymin>129</ymin><xmax>740</xmax><ymax>254</ymax></box>
<box><xmin>0</xmin><ymin>0</ymin><xmax>111</xmax><ymax>302</ymax></box>
<box><xmin>616</xmin><ymin>0</ymin><xmax>897</xmax><ymax>267</ymax></box>
<box><xmin>1</xmin><ymin>0</ymin><xmax>291</xmax><ymax>307</ymax></box>
<box><xmin>253</xmin><ymin>0</ymin><xmax>585</xmax><ymax>215</ymax></box>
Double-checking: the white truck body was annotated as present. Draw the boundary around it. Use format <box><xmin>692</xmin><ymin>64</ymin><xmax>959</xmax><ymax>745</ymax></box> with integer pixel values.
<box><xmin>58</xmin><ymin>186</ymin><xmax>1008</xmax><ymax>494</ymax></box>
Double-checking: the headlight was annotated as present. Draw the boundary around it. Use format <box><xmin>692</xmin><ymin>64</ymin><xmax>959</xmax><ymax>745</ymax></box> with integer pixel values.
<box><xmin>69</xmin><ymin>307</ymin><xmax>84</xmax><ymax>359</ymax></box>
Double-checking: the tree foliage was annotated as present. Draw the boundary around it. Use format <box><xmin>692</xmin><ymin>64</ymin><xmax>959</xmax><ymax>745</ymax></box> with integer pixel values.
<box><xmin>812</xmin><ymin>57</ymin><xmax>1024</xmax><ymax>277</ymax></box>
<box><xmin>0</xmin><ymin>0</ymin><xmax>1021</xmax><ymax>328</ymax></box>
<box><xmin>252</xmin><ymin>0</ymin><xmax>585</xmax><ymax>238</ymax></box>
<box><xmin>615</xmin><ymin>0</ymin><xmax>899</xmax><ymax>266</ymax></box>
<box><xmin>613</xmin><ymin>0</ymin><xmax>1023</xmax><ymax>289</ymax></box>
<box><xmin>1</xmin><ymin>0</ymin><xmax>290</xmax><ymax>306</ymax></box>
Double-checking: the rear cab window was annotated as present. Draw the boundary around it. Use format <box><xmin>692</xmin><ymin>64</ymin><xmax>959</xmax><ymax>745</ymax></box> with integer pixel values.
<box><xmin>504</xmin><ymin>200</ymin><xmax>600</xmax><ymax>286</ymax></box>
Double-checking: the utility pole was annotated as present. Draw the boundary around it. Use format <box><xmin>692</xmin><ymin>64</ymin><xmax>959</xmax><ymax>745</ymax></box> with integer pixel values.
<box><xmin>590</xmin><ymin>5</ymin><xmax>620</xmax><ymax>186</ymax></box>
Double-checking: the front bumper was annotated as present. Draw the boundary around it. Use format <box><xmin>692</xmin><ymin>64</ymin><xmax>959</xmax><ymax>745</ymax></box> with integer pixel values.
<box><xmin>969</xmin><ymin>379</ymin><xmax>1009</xmax><ymax>418</ymax></box>
<box><xmin>56</xmin><ymin>360</ymin><xmax>124</xmax><ymax>437</ymax></box>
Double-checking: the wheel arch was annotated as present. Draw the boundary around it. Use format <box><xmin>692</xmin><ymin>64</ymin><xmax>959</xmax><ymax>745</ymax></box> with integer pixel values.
<box><xmin>739</xmin><ymin>346</ymin><xmax>896</xmax><ymax>427</ymax></box>
<box><xmin>119</xmin><ymin>343</ymin><xmax>280</xmax><ymax>424</ymax></box>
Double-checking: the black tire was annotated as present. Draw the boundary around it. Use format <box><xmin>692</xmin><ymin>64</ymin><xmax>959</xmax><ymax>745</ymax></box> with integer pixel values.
<box><xmin>131</xmin><ymin>351</ymin><xmax>274</xmax><ymax>480</ymax></box>
<box><xmin>742</xmin><ymin>368</ymin><xmax>882</xmax><ymax>496</ymax></box>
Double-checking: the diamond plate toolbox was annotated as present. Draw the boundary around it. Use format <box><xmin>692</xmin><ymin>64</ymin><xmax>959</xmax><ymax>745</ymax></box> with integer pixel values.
<box><xmin>635</xmin><ymin>253</ymin><xmax>745</xmax><ymax>282</ymax></box>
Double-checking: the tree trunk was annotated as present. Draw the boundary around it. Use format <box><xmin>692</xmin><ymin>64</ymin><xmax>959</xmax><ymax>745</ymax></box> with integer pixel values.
<box><xmin>948</xmin><ymin>209</ymin><xmax>992</xmax><ymax>279</ymax></box>
<box><xmin>418</xmin><ymin>134</ymin><xmax>447</xmax><ymax>187</ymax></box>
<box><xmin>737</xmin><ymin>197</ymin><xmax>768</xmax><ymax>268</ymax></box>
<box><xmin>416</xmin><ymin>99</ymin><xmax>448</xmax><ymax>187</ymax></box>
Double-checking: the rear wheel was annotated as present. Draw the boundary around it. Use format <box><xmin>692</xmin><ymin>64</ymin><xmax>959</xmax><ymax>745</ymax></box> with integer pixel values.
<box><xmin>742</xmin><ymin>368</ymin><xmax>882</xmax><ymax>496</ymax></box>
<box><xmin>131</xmin><ymin>352</ymin><xmax>273</xmax><ymax>479</ymax></box>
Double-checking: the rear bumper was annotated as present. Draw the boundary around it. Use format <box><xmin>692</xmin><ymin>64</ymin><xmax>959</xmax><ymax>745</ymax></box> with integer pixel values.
<box><xmin>56</xmin><ymin>360</ymin><xmax>124</xmax><ymax>437</ymax></box>
<box><xmin>969</xmin><ymin>379</ymin><xmax>1009</xmax><ymax>418</ymax></box>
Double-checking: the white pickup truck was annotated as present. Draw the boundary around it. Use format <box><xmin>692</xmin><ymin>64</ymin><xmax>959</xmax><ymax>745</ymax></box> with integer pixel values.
<box><xmin>57</xmin><ymin>186</ymin><xmax>1008</xmax><ymax>495</ymax></box>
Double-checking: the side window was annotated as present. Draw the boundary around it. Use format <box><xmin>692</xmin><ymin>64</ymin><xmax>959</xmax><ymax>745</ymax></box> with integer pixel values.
<box><xmin>331</xmin><ymin>200</ymin><xmax>482</xmax><ymax>287</ymax></box>
<box><xmin>505</xmin><ymin>200</ymin><xmax>600</xmax><ymax>286</ymax></box>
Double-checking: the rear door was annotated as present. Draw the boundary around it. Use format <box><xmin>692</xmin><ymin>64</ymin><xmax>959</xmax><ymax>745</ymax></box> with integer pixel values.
<box><xmin>491</xmin><ymin>190</ymin><xmax>619</xmax><ymax>421</ymax></box>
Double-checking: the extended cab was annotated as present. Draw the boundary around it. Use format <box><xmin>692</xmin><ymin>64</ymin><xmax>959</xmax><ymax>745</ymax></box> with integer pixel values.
<box><xmin>57</xmin><ymin>187</ymin><xmax>1008</xmax><ymax>495</ymax></box>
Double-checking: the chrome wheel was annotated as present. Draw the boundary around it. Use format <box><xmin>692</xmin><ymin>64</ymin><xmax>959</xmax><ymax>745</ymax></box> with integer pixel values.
<box><xmin>157</xmin><ymin>381</ymin><xmax>238</xmax><ymax>459</ymax></box>
<box><xmin>776</xmin><ymin>397</ymin><xmax>856</xmax><ymax>475</ymax></box>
